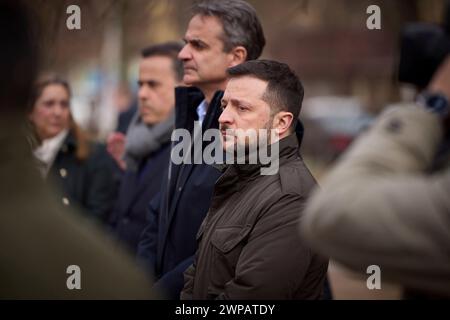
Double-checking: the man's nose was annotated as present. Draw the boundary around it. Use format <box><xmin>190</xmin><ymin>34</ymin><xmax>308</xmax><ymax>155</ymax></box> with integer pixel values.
<box><xmin>178</xmin><ymin>44</ymin><xmax>191</xmax><ymax>61</ymax></box>
<box><xmin>138</xmin><ymin>85</ymin><xmax>149</xmax><ymax>100</ymax></box>
<box><xmin>219</xmin><ymin>106</ymin><xmax>233</xmax><ymax>126</ymax></box>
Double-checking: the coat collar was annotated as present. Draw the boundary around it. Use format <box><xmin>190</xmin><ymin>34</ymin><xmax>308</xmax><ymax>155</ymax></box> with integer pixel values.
<box><xmin>60</xmin><ymin>130</ymin><xmax>77</xmax><ymax>154</ymax></box>
<box><xmin>174</xmin><ymin>86</ymin><xmax>224</xmax><ymax>133</ymax></box>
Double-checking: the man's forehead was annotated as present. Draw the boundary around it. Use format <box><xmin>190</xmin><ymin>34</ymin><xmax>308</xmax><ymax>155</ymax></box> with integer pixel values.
<box><xmin>139</xmin><ymin>56</ymin><xmax>174</xmax><ymax>80</ymax></box>
<box><xmin>185</xmin><ymin>14</ymin><xmax>224</xmax><ymax>40</ymax></box>
<box><xmin>225</xmin><ymin>76</ymin><xmax>268</xmax><ymax>98</ymax></box>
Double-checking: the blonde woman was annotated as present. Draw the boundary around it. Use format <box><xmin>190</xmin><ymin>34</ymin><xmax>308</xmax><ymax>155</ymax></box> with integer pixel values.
<box><xmin>28</xmin><ymin>75</ymin><xmax>116</xmax><ymax>222</ymax></box>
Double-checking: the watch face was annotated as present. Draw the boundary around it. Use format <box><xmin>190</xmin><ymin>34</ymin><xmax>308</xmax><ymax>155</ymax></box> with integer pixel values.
<box><xmin>423</xmin><ymin>93</ymin><xmax>450</xmax><ymax>116</ymax></box>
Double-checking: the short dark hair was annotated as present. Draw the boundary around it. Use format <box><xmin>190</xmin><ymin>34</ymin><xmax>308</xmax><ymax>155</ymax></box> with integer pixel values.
<box><xmin>141</xmin><ymin>42</ymin><xmax>183</xmax><ymax>81</ymax></box>
<box><xmin>227</xmin><ymin>60</ymin><xmax>304</xmax><ymax>129</ymax></box>
<box><xmin>192</xmin><ymin>0</ymin><xmax>265</xmax><ymax>60</ymax></box>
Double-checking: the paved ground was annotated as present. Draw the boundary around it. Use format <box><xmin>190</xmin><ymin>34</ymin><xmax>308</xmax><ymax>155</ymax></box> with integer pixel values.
<box><xmin>328</xmin><ymin>260</ymin><xmax>402</xmax><ymax>299</ymax></box>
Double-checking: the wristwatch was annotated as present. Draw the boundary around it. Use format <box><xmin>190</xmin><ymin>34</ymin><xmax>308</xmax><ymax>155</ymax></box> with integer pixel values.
<box><xmin>416</xmin><ymin>91</ymin><xmax>450</xmax><ymax>117</ymax></box>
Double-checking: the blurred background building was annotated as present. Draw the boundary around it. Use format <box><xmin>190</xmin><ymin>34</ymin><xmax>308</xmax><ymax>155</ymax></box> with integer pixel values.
<box><xmin>28</xmin><ymin>0</ymin><xmax>445</xmax><ymax>164</ymax></box>
<box><xmin>25</xmin><ymin>0</ymin><xmax>447</xmax><ymax>299</ymax></box>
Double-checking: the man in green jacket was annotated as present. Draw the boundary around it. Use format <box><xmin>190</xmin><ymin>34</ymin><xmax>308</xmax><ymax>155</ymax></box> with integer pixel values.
<box><xmin>181</xmin><ymin>60</ymin><xmax>328</xmax><ymax>300</ymax></box>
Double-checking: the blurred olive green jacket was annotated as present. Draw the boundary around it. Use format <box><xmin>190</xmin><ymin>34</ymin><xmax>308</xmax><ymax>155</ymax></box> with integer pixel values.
<box><xmin>1</xmin><ymin>121</ymin><xmax>157</xmax><ymax>299</ymax></box>
<box><xmin>303</xmin><ymin>104</ymin><xmax>450</xmax><ymax>297</ymax></box>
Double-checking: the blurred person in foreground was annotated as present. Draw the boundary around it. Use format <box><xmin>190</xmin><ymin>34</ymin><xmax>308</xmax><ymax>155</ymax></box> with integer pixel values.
<box><xmin>107</xmin><ymin>42</ymin><xmax>182</xmax><ymax>253</ymax></box>
<box><xmin>302</xmin><ymin>56</ymin><xmax>450</xmax><ymax>298</ymax></box>
<box><xmin>28</xmin><ymin>75</ymin><xmax>117</xmax><ymax>223</ymax></box>
<box><xmin>181</xmin><ymin>60</ymin><xmax>328</xmax><ymax>300</ymax></box>
<box><xmin>0</xmin><ymin>0</ymin><xmax>155</xmax><ymax>299</ymax></box>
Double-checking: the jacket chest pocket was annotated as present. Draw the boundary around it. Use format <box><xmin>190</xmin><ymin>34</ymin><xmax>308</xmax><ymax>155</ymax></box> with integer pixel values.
<box><xmin>210</xmin><ymin>225</ymin><xmax>252</xmax><ymax>279</ymax></box>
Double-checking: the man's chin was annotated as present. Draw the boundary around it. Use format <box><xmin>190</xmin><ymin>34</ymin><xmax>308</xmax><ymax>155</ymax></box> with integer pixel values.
<box><xmin>141</xmin><ymin>115</ymin><xmax>157</xmax><ymax>125</ymax></box>
<box><xmin>182</xmin><ymin>74</ymin><xmax>198</xmax><ymax>86</ymax></box>
<box><xmin>223</xmin><ymin>142</ymin><xmax>251</xmax><ymax>155</ymax></box>
<box><xmin>222</xmin><ymin>142</ymin><xmax>235</xmax><ymax>154</ymax></box>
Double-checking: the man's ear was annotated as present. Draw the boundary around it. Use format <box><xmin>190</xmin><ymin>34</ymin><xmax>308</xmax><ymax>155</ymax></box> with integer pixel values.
<box><xmin>228</xmin><ymin>46</ymin><xmax>247</xmax><ymax>67</ymax></box>
<box><xmin>273</xmin><ymin>111</ymin><xmax>294</xmax><ymax>137</ymax></box>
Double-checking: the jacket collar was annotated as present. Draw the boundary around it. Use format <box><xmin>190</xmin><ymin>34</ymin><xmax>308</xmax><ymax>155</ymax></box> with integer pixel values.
<box><xmin>295</xmin><ymin>119</ymin><xmax>304</xmax><ymax>148</ymax></box>
<box><xmin>60</xmin><ymin>130</ymin><xmax>77</xmax><ymax>153</ymax></box>
<box><xmin>174</xmin><ymin>86</ymin><xmax>224</xmax><ymax>133</ymax></box>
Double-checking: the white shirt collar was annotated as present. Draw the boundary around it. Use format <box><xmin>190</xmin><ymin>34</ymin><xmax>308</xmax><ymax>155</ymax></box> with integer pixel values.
<box><xmin>34</xmin><ymin>129</ymin><xmax>69</xmax><ymax>176</ymax></box>
<box><xmin>196</xmin><ymin>100</ymin><xmax>208</xmax><ymax>125</ymax></box>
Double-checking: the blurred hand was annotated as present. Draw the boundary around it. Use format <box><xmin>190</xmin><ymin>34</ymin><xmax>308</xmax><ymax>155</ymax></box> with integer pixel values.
<box><xmin>429</xmin><ymin>55</ymin><xmax>450</xmax><ymax>99</ymax></box>
<box><xmin>429</xmin><ymin>55</ymin><xmax>450</xmax><ymax>128</ymax></box>
<box><xmin>107</xmin><ymin>132</ymin><xmax>127</xmax><ymax>170</ymax></box>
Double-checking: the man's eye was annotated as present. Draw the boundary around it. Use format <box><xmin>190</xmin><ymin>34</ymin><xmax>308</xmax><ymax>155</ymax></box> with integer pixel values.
<box><xmin>191</xmin><ymin>41</ymin><xmax>205</xmax><ymax>50</ymax></box>
<box><xmin>138</xmin><ymin>81</ymin><xmax>158</xmax><ymax>88</ymax></box>
<box><xmin>237</xmin><ymin>106</ymin><xmax>248</xmax><ymax>112</ymax></box>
